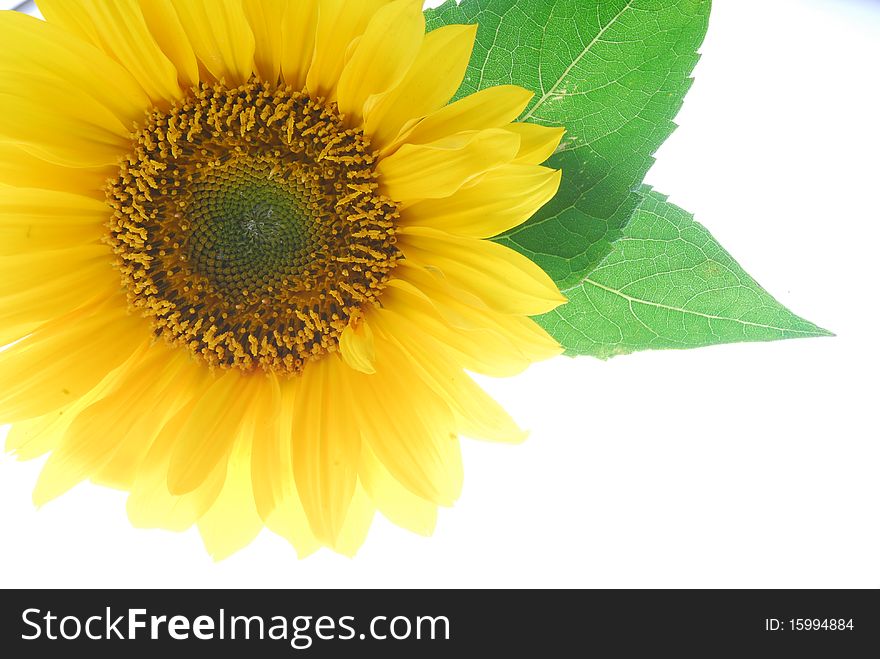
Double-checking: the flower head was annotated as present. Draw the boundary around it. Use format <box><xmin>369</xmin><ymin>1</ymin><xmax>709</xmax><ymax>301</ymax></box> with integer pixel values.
<box><xmin>0</xmin><ymin>0</ymin><xmax>565</xmax><ymax>558</ymax></box>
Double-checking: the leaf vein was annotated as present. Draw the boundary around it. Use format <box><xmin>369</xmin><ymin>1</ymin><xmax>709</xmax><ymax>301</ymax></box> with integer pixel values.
<box><xmin>520</xmin><ymin>0</ymin><xmax>637</xmax><ymax>122</ymax></box>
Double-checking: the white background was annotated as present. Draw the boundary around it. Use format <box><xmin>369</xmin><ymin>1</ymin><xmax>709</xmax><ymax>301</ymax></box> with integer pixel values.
<box><xmin>0</xmin><ymin>0</ymin><xmax>878</xmax><ymax>588</ymax></box>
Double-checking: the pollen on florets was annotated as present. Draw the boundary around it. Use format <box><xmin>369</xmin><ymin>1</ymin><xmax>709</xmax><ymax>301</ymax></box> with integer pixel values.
<box><xmin>106</xmin><ymin>79</ymin><xmax>401</xmax><ymax>375</ymax></box>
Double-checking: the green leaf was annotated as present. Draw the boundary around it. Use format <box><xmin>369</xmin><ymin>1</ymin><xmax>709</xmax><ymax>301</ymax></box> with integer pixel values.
<box><xmin>537</xmin><ymin>189</ymin><xmax>832</xmax><ymax>357</ymax></box>
<box><xmin>426</xmin><ymin>0</ymin><xmax>711</xmax><ymax>287</ymax></box>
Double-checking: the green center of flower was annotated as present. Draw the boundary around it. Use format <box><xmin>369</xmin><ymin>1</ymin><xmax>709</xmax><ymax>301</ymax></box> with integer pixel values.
<box><xmin>186</xmin><ymin>162</ymin><xmax>316</xmax><ymax>296</ymax></box>
<box><xmin>106</xmin><ymin>80</ymin><xmax>401</xmax><ymax>375</ymax></box>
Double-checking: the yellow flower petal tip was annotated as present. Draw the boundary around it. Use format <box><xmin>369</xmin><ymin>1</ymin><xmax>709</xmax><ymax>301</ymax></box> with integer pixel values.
<box><xmin>339</xmin><ymin>320</ymin><xmax>377</xmax><ymax>375</ymax></box>
<box><xmin>0</xmin><ymin>0</ymin><xmax>566</xmax><ymax>559</ymax></box>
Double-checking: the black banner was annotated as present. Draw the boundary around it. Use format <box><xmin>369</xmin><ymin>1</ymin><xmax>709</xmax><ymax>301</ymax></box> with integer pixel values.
<box><xmin>0</xmin><ymin>589</ymin><xmax>876</xmax><ymax>656</ymax></box>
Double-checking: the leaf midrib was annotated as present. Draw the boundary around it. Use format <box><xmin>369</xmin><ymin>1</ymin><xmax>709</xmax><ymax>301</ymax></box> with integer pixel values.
<box><xmin>562</xmin><ymin>276</ymin><xmax>825</xmax><ymax>335</ymax></box>
<box><xmin>520</xmin><ymin>0</ymin><xmax>637</xmax><ymax>123</ymax></box>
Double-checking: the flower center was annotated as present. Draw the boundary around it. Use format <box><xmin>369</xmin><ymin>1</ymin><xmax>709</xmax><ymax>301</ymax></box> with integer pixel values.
<box><xmin>107</xmin><ymin>80</ymin><xmax>400</xmax><ymax>374</ymax></box>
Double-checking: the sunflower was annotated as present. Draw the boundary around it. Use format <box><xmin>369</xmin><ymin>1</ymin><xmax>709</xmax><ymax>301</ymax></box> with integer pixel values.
<box><xmin>0</xmin><ymin>0</ymin><xmax>565</xmax><ymax>559</ymax></box>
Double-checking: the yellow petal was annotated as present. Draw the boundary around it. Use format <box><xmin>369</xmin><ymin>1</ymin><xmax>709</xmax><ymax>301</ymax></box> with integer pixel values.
<box><xmin>0</xmin><ymin>143</ymin><xmax>110</xmax><ymax>198</ymax></box>
<box><xmin>398</xmin><ymin>226</ymin><xmax>566</xmax><ymax>315</ymax></box>
<box><xmin>306</xmin><ymin>0</ymin><xmax>391</xmax><ymax>100</ymax></box>
<box><xmin>6</xmin><ymin>409</ymin><xmax>72</xmax><ymax>461</ymax></box>
<box><xmin>291</xmin><ymin>354</ymin><xmax>360</xmax><ymax>545</ymax></box>
<box><xmin>0</xmin><ymin>322</ymin><xmax>39</xmax><ymax>351</ymax></box>
<box><xmin>387</xmin><ymin>85</ymin><xmax>533</xmax><ymax>154</ymax></box>
<box><xmin>137</xmin><ymin>0</ymin><xmax>200</xmax><ymax>88</ymax></box>
<box><xmin>265</xmin><ymin>497</ymin><xmax>322</xmax><ymax>558</ymax></box>
<box><xmin>126</xmin><ymin>365</ymin><xmax>226</xmax><ymax>531</ymax></box>
<box><xmin>399</xmin><ymin>165</ymin><xmax>561</xmax><ymax>238</ymax></box>
<box><xmin>336</xmin><ymin>0</ymin><xmax>425</xmax><ymax>126</ymax></box>
<box><xmin>126</xmin><ymin>391</ymin><xmax>226</xmax><ymax>532</ymax></box>
<box><xmin>0</xmin><ymin>84</ymin><xmax>128</xmax><ymax>168</ymax></box>
<box><xmin>279</xmin><ymin>0</ymin><xmax>318</xmax><ymax>91</ymax></box>
<box><xmin>391</xmin><ymin>328</ymin><xmax>530</xmax><ymax>443</ymax></box>
<box><xmin>378</xmin><ymin>129</ymin><xmax>521</xmax><ymax>202</ymax></box>
<box><xmin>127</xmin><ymin>460</ymin><xmax>225</xmax><ymax>532</ymax></box>
<box><xmin>0</xmin><ymin>245</ymin><xmax>111</xmax><ymax>297</ymax></box>
<box><xmin>507</xmin><ymin>123</ymin><xmax>565</xmax><ymax>165</ymax></box>
<box><xmin>346</xmin><ymin>332</ymin><xmax>462</xmax><ymax>505</ymax></box>
<box><xmin>0</xmin><ymin>12</ymin><xmax>147</xmax><ymax>166</ymax></box>
<box><xmin>251</xmin><ymin>377</ymin><xmax>321</xmax><ymax>557</ymax></box>
<box><xmin>0</xmin><ymin>257</ymin><xmax>118</xmax><ymax>335</ymax></box>
<box><xmin>172</xmin><ymin>0</ymin><xmax>256</xmax><ymax>85</ymax></box>
<box><xmin>166</xmin><ymin>371</ymin><xmax>263</xmax><ymax>496</ymax></box>
<box><xmin>32</xmin><ymin>342</ymin><xmax>158</xmax><ymax>504</ymax></box>
<box><xmin>0</xmin><ymin>298</ymin><xmax>144</xmax><ymax>424</ymax></box>
<box><xmin>5</xmin><ymin>354</ymin><xmax>133</xmax><ymax>462</ymax></box>
<box><xmin>364</xmin><ymin>24</ymin><xmax>476</xmax><ymax>149</ymax></box>
<box><xmin>339</xmin><ymin>318</ymin><xmax>376</xmax><ymax>374</ymax></box>
<box><xmin>333</xmin><ymin>481</ymin><xmax>376</xmax><ymax>557</ymax></box>
<box><xmin>198</xmin><ymin>431</ymin><xmax>264</xmax><ymax>561</ymax></box>
<box><xmin>372</xmin><ymin>282</ymin><xmax>533</xmax><ymax>377</ymax></box>
<box><xmin>429</xmin><ymin>367</ymin><xmax>530</xmax><ymax>444</ymax></box>
<box><xmin>250</xmin><ymin>374</ymin><xmax>290</xmax><ymax>522</ymax></box>
<box><xmin>0</xmin><ymin>186</ymin><xmax>106</xmax><ymax>254</ymax></box>
<box><xmin>0</xmin><ymin>241</ymin><xmax>113</xmax><ymax>330</ymax></box>
<box><xmin>0</xmin><ymin>11</ymin><xmax>148</xmax><ymax>126</ymax></box>
<box><xmin>265</xmin><ymin>514</ymin><xmax>320</xmax><ymax>558</ymax></box>
<box><xmin>0</xmin><ymin>244</ymin><xmax>118</xmax><ymax>335</ymax></box>
<box><xmin>360</xmin><ymin>441</ymin><xmax>437</xmax><ymax>536</ymax></box>
<box><xmin>92</xmin><ymin>348</ymin><xmax>208</xmax><ymax>491</ymax></box>
<box><xmin>38</xmin><ymin>0</ymin><xmax>182</xmax><ymax>105</ymax></box>
<box><xmin>399</xmin><ymin>262</ymin><xmax>563</xmax><ymax>363</ymax></box>
<box><xmin>242</xmin><ymin>0</ymin><xmax>285</xmax><ymax>83</ymax></box>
